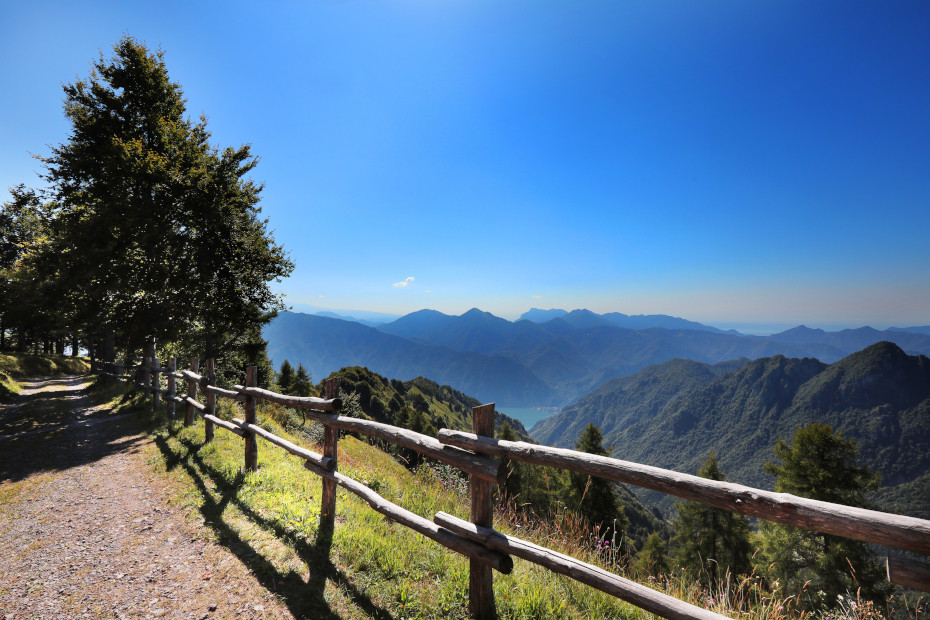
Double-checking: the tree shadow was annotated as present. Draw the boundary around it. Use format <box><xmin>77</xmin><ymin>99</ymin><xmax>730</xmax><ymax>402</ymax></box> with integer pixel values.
<box><xmin>154</xmin><ymin>431</ymin><xmax>395</xmax><ymax>620</ymax></box>
<box><xmin>0</xmin><ymin>406</ymin><xmax>156</xmax><ymax>484</ymax></box>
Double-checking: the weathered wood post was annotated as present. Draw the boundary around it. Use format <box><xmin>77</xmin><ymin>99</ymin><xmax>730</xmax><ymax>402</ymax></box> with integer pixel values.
<box><xmin>204</xmin><ymin>358</ymin><xmax>216</xmax><ymax>443</ymax></box>
<box><xmin>470</xmin><ymin>403</ymin><xmax>497</xmax><ymax>620</ymax></box>
<box><xmin>185</xmin><ymin>357</ymin><xmax>199</xmax><ymax>427</ymax></box>
<box><xmin>142</xmin><ymin>356</ymin><xmax>152</xmax><ymax>398</ymax></box>
<box><xmin>166</xmin><ymin>357</ymin><xmax>176</xmax><ymax>418</ymax></box>
<box><xmin>152</xmin><ymin>355</ymin><xmax>160</xmax><ymax>412</ymax></box>
<box><xmin>243</xmin><ymin>366</ymin><xmax>258</xmax><ymax>472</ymax></box>
<box><xmin>320</xmin><ymin>377</ymin><xmax>341</xmax><ymax>532</ymax></box>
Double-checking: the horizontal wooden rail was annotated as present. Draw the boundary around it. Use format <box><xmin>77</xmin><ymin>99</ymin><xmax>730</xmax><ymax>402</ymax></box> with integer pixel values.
<box><xmin>204</xmin><ymin>414</ymin><xmax>247</xmax><ymax>437</ymax></box>
<box><xmin>165</xmin><ymin>371</ymin><xmax>185</xmax><ymax>380</ymax></box>
<box><xmin>233</xmin><ymin>385</ymin><xmax>342</xmax><ymax>412</ymax></box>
<box><xmin>304</xmin><ymin>412</ymin><xmax>504</xmax><ymax>486</ymax></box>
<box><xmin>183</xmin><ymin>395</ymin><xmax>206</xmax><ymax>412</ymax></box>
<box><xmin>205</xmin><ymin>385</ymin><xmax>247</xmax><ymax>403</ymax></box>
<box><xmin>232</xmin><ymin>417</ymin><xmax>333</xmax><ymax>470</ymax></box>
<box><xmin>181</xmin><ymin>369</ymin><xmax>203</xmax><ymax>383</ymax></box>
<box><xmin>434</xmin><ymin>512</ymin><xmax>724</xmax><ymax>620</ymax></box>
<box><xmin>886</xmin><ymin>555</ymin><xmax>930</xmax><ymax>593</ymax></box>
<box><xmin>303</xmin><ymin>461</ymin><xmax>513</xmax><ymax>574</ymax></box>
<box><xmin>437</xmin><ymin>430</ymin><xmax>930</xmax><ymax>556</ymax></box>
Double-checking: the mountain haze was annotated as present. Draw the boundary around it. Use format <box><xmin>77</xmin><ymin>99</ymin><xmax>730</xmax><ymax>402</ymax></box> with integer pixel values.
<box><xmin>266</xmin><ymin>309</ymin><xmax>930</xmax><ymax>407</ymax></box>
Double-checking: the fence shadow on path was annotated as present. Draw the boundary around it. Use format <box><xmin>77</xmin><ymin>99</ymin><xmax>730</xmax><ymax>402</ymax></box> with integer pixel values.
<box><xmin>154</xmin><ymin>430</ymin><xmax>395</xmax><ymax>620</ymax></box>
<box><xmin>0</xmin><ymin>391</ymin><xmax>155</xmax><ymax>484</ymax></box>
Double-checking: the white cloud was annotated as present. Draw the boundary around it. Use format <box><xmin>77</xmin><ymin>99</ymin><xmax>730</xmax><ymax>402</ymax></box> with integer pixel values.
<box><xmin>393</xmin><ymin>276</ymin><xmax>415</xmax><ymax>288</ymax></box>
<box><xmin>532</xmin><ymin>295</ymin><xmax>542</xmax><ymax>299</ymax></box>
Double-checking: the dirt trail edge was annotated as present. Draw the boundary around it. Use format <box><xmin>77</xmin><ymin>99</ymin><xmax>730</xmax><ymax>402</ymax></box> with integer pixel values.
<box><xmin>0</xmin><ymin>375</ymin><xmax>291</xmax><ymax>619</ymax></box>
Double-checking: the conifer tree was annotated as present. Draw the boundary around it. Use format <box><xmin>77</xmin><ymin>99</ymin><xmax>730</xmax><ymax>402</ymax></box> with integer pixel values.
<box><xmin>39</xmin><ymin>36</ymin><xmax>291</xmax><ymax>363</ymax></box>
<box><xmin>497</xmin><ymin>421</ymin><xmax>524</xmax><ymax>499</ymax></box>
<box><xmin>277</xmin><ymin>359</ymin><xmax>295</xmax><ymax>394</ymax></box>
<box><xmin>635</xmin><ymin>532</ymin><xmax>670</xmax><ymax>578</ymax></box>
<box><xmin>294</xmin><ymin>363</ymin><xmax>311</xmax><ymax>397</ymax></box>
<box><xmin>670</xmin><ymin>452</ymin><xmax>752</xmax><ymax>588</ymax></box>
<box><xmin>567</xmin><ymin>423</ymin><xmax>627</xmax><ymax>536</ymax></box>
<box><xmin>760</xmin><ymin>423</ymin><xmax>890</xmax><ymax>610</ymax></box>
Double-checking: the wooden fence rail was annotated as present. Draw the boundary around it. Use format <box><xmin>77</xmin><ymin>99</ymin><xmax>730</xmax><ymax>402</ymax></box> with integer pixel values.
<box><xmin>97</xmin><ymin>355</ymin><xmax>930</xmax><ymax>619</ymax></box>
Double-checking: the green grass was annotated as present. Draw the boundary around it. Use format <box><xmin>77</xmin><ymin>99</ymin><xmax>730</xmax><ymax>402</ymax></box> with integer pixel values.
<box><xmin>0</xmin><ymin>352</ymin><xmax>91</xmax><ymax>402</ymax></box>
<box><xmin>127</xmin><ymin>389</ymin><xmax>925</xmax><ymax>619</ymax></box>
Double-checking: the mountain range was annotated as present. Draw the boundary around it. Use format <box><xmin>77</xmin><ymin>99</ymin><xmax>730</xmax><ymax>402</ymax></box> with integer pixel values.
<box><xmin>534</xmin><ymin>342</ymin><xmax>930</xmax><ymax>518</ymax></box>
<box><xmin>265</xmin><ymin>308</ymin><xmax>930</xmax><ymax>407</ymax></box>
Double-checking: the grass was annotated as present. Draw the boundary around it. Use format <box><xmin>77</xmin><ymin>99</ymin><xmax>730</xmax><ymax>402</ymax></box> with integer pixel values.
<box><xmin>0</xmin><ymin>352</ymin><xmax>90</xmax><ymax>402</ymax></box>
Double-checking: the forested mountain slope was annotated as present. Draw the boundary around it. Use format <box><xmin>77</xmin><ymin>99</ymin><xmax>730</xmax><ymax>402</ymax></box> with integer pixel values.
<box><xmin>542</xmin><ymin>342</ymin><xmax>930</xmax><ymax>518</ymax></box>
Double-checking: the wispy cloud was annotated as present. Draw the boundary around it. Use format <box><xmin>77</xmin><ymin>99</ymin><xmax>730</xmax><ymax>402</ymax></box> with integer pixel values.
<box><xmin>393</xmin><ymin>276</ymin><xmax>415</xmax><ymax>288</ymax></box>
<box><xmin>533</xmin><ymin>295</ymin><xmax>542</xmax><ymax>299</ymax></box>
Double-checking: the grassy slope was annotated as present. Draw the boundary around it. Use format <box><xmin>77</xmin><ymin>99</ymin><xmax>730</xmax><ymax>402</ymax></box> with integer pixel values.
<box><xmin>147</xmin><ymin>394</ymin><xmax>804</xmax><ymax>619</ymax></box>
<box><xmin>0</xmin><ymin>352</ymin><xmax>90</xmax><ymax>401</ymax></box>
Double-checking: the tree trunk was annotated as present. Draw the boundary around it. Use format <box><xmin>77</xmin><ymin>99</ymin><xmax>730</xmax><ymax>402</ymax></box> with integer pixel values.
<box><xmin>72</xmin><ymin>333</ymin><xmax>79</xmax><ymax>356</ymax></box>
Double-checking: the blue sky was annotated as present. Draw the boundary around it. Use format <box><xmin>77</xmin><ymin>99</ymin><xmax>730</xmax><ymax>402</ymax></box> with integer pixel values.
<box><xmin>2</xmin><ymin>1</ymin><xmax>928</xmax><ymax>330</ymax></box>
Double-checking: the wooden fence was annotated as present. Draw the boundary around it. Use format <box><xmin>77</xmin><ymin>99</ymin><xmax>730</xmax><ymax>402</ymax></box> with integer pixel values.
<box><xmin>94</xmin><ymin>357</ymin><xmax>930</xmax><ymax>619</ymax></box>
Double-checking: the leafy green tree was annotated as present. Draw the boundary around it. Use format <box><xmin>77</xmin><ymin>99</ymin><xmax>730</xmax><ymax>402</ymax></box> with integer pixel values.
<box><xmin>567</xmin><ymin>423</ymin><xmax>627</xmax><ymax>536</ymax></box>
<box><xmin>277</xmin><ymin>359</ymin><xmax>295</xmax><ymax>394</ymax></box>
<box><xmin>294</xmin><ymin>363</ymin><xmax>311</xmax><ymax>397</ymax></box>
<box><xmin>760</xmin><ymin>423</ymin><xmax>890</xmax><ymax>610</ymax></box>
<box><xmin>39</xmin><ymin>36</ymin><xmax>291</xmax><ymax>365</ymax></box>
<box><xmin>635</xmin><ymin>532</ymin><xmax>670</xmax><ymax>578</ymax></box>
<box><xmin>670</xmin><ymin>452</ymin><xmax>752</xmax><ymax>588</ymax></box>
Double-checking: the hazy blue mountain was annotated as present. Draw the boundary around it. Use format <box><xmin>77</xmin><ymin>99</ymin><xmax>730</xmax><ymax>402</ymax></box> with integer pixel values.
<box><xmin>265</xmin><ymin>312</ymin><xmax>558</xmax><ymax>406</ymax></box>
<box><xmin>268</xmin><ymin>309</ymin><xmax>930</xmax><ymax>407</ymax></box>
<box><xmin>888</xmin><ymin>325</ymin><xmax>930</xmax><ymax>336</ymax></box>
<box><xmin>378</xmin><ymin>308</ymin><xmax>518</xmax><ymax>354</ymax></box>
<box><xmin>551</xmin><ymin>343</ymin><xmax>930</xmax><ymax>518</ymax></box>
<box><xmin>519</xmin><ymin>308</ymin><xmax>729</xmax><ymax>333</ymax></box>
<box><xmin>519</xmin><ymin>308</ymin><xmax>569</xmax><ymax>322</ymax></box>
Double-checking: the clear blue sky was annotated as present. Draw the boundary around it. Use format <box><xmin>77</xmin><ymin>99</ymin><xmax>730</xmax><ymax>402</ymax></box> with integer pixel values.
<box><xmin>2</xmin><ymin>1</ymin><xmax>928</xmax><ymax>330</ymax></box>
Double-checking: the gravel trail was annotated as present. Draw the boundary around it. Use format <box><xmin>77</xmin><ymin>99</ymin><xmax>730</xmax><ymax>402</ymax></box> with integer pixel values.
<box><xmin>0</xmin><ymin>375</ymin><xmax>291</xmax><ymax>619</ymax></box>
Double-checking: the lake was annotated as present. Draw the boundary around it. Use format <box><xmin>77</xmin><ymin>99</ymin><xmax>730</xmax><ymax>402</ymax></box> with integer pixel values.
<box><xmin>497</xmin><ymin>406</ymin><xmax>561</xmax><ymax>433</ymax></box>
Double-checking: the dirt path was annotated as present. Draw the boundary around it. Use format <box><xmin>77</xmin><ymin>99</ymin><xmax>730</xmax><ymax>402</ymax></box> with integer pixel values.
<box><xmin>0</xmin><ymin>376</ymin><xmax>292</xmax><ymax>619</ymax></box>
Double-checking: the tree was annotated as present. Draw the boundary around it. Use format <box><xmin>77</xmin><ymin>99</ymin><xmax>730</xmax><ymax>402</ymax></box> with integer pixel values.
<box><xmin>277</xmin><ymin>360</ymin><xmax>295</xmax><ymax>394</ymax></box>
<box><xmin>670</xmin><ymin>452</ymin><xmax>752</xmax><ymax>588</ymax></box>
<box><xmin>635</xmin><ymin>532</ymin><xmax>670</xmax><ymax>578</ymax></box>
<box><xmin>39</xmin><ymin>36</ymin><xmax>291</xmax><ymax>365</ymax></box>
<box><xmin>567</xmin><ymin>423</ymin><xmax>626</xmax><ymax>536</ymax></box>
<box><xmin>760</xmin><ymin>423</ymin><xmax>890</xmax><ymax>610</ymax></box>
<box><xmin>294</xmin><ymin>363</ymin><xmax>311</xmax><ymax>397</ymax></box>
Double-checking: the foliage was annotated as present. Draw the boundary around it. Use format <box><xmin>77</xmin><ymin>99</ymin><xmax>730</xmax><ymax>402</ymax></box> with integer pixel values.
<box><xmin>276</xmin><ymin>359</ymin><xmax>294</xmax><ymax>394</ymax></box>
<box><xmin>760</xmin><ymin>423</ymin><xmax>891</xmax><ymax>610</ymax></box>
<box><xmin>293</xmin><ymin>363</ymin><xmax>311</xmax><ymax>397</ymax></box>
<box><xmin>634</xmin><ymin>532</ymin><xmax>670</xmax><ymax>578</ymax></box>
<box><xmin>566</xmin><ymin>423</ymin><xmax>627</xmax><ymax>538</ymax></box>
<box><xmin>670</xmin><ymin>452</ymin><xmax>752</xmax><ymax>588</ymax></box>
<box><xmin>7</xmin><ymin>36</ymin><xmax>291</xmax><ymax>369</ymax></box>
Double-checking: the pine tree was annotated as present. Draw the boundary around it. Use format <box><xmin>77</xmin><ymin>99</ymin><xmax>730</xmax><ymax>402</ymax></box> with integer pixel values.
<box><xmin>40</xmin><ymin>36</ymin><xmax>291</xmax><ymax>362</ymax></box>
<box><xmin>294</xmin><ymin>363</ymin><xmax>311</xmax><ymax>397</ymax></box>
<box><xmin>635</xmin><ymin>532</ymin><xmax>670</xmax><ymax>578</ymax></box>
<box><xmin>760</xmin><ymin>423</ymin><xmax>890</xmax><ymax>610</ymax></box>
<box><xmin>277</xmin><ymin>360</ymin><xmax>295</xmax><ymax>394</ymax></box>
<box><xmin>567</xmin><ymin>423</ymin><xmax>627</xmax><ymax>536</ymax></box>
<box><xmin>670</xmin><ymin>452</ymin><xmax>752</xmax><ymax>588</ymax></box>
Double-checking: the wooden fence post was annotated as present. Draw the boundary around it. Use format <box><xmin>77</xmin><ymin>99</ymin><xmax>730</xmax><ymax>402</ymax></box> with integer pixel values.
<box><xmin>142</xmin><ymin>356</ymin><xmax>151</xmax><ymax>398</ymax></box>
<box><xmin>243</xmin><ymin>366</ymin><xmax>258</xmax><ymax>472</ymax></box>
<box><xmin>470</xmin><ymin>403</ymin><xmax>497</xmax><ymax>620</ymax></box>
<box><xmin>152</xmin><ymin>355</ymin><xmax>160</xmax><ymax>412</ymax></box>
<box><xmin>204</xmin><ymin>358</ymin><xmax>216</xmax><ymax>443</ymax></box>
<box><xmin>185</xmin><ymin>357</ymin><xmax>199</xmax><ymax>427</ymax></box>
<box><xmin>166</xmin><ymin>357</ymin><xmax>176</xmax><ymax>418</ymax></box>
<box><xmin>320</xmin><ymin>377</ymin><xmax>341</xmax><ymax>532</ymax></box>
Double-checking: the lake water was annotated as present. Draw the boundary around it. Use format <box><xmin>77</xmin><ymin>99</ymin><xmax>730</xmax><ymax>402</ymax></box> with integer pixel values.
<box><xmin>497</xmin><ymin>406</ymin><xmax>561</xmax><ymax>433</ymax></box>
